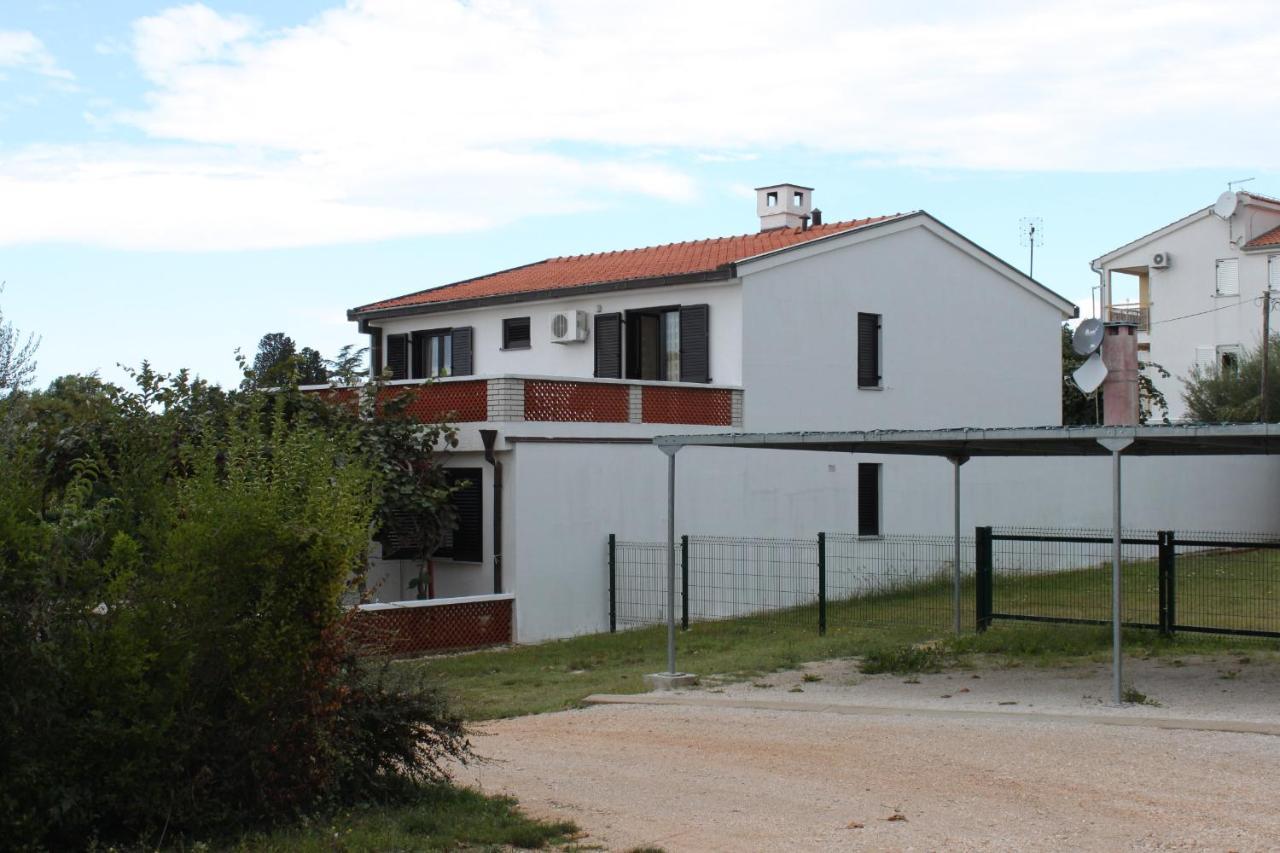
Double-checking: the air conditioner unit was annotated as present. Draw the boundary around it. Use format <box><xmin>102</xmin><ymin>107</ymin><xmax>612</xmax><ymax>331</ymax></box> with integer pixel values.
<box><xmin>550</xmin><ymin>309</ymin><xmax>589</xmax><ymax>344</ymax></box>
<box><xmin>1150</xmin><ymin>251</ymin><xmax>1171</xmax><ymax>269</ymax></box>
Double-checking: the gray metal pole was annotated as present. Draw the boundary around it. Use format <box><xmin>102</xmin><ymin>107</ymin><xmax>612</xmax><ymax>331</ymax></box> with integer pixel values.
<box><xmin>952</xmin><ymin>457</ymin><xmax>964</xmax><ymax>636</ymax></box>
<box><xmin>1097</xmin><ymin>436</ymin><xmax>1132</xmax><ymax>705</ymax></box>
<box><xmin>665</xmin><ymin>448</ymin><xmax>677</xmax><ymax>675</ymax></box>
<box><xmin>1111</xmin><ymin>447</ymin><xmax>1123</xmax><ymax>704</ymax></box>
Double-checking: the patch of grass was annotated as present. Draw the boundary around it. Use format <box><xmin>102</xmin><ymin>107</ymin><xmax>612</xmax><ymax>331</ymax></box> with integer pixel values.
<box><xmin>1121</xmin><ymin>685</ymin><xmax>1161</xmax><ymax>706</ymax></box>
<box><xmin>218</xmin><ymin>784</ymin><xmax>577</xmax><ymax>851</ymax></box>
<box><xmin>801</xmin><ymin>673</ymin><xmax>823</xmax><ymax>683</ymax></box>
<box><xmin>860</xmin><ymin>644</ymin><xmax>950</xmax><ymax>675</ymax></box>
<box><xmin>392</xmin><ymin>618</ymin><xmax>939</xmax><ymax>720</ymax></box>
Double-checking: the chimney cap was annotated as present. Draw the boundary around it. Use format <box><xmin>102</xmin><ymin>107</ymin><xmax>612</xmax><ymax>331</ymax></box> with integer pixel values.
<box><xmin>754</xmin><ymin>182</ymin><xmax>814</xmax><ymax>191</ymax></box>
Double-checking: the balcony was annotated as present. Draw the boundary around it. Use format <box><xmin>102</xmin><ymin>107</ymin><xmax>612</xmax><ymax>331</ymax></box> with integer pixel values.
<box><xmin>1105</xmin><ymin>302</ymin><xmax>1150</xmax><ymax>331</ymax></box>
<box><xmin>308</xmin><ymin>375</ymin><xmax>744</xmax><ymax>428</ymax></box>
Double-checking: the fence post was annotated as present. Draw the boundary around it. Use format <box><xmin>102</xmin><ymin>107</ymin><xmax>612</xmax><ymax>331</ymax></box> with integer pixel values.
<box><xmin>608</xmin><ymin>533</ymin><xmax>617</xmax><ymax>634</ymax></box>
<box><xmin>975</xmin><ymin>526</ymin><xmax>993</xmax><ymax>632</ymax></box>
<box><xmin>680</xmin><ymin>534</ymin><xmax>690</xmax><ymax>631</ymax></box>
<box><xmin>1157</xmin><ymin>531</ymin><xmax>1171</xmax><ymax>636</ymax></box>
<box><xmin>818</xmin><ymin>532</ymin><xmax>827</xmax><ymax>636</ymax></box>
<box><xmin>1165</xmin><ymin>530</ymin><xmax>1177</xmax><ymax>636</ymax></box>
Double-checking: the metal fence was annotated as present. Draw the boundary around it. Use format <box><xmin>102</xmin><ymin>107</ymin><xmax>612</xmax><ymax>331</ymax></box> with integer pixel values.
<box><xmin>976</xmin><ymin>527</ymin><xmax>1280</xmax><ymax>639</ymax></box>
<box><xmin>608</xmin><ymin>532</ymin><xmax>970</xmax><ymax>634</ymax></box>
<box><xmin>610</xmin><ymin>527</ymin><xmax>1280</xmax><ymax>640</ymax></box>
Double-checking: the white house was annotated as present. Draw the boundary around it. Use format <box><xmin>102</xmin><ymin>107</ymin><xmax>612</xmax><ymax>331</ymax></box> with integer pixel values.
<box><xmin>340</xmin><ymin>185</ymin><xmax>1279</xmax><ymax>643</ymax></box>
<box><xmin>1092</xmin><ymin>190</ymin><xmax>1280</xmax><ymax>420</ymax></box>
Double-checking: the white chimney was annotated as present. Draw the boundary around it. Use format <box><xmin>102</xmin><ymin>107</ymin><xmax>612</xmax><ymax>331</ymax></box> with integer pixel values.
<box><xmin>756</xmin><ymin>183</ymin><xmax>813</xmax><ymax>231</ymax></box>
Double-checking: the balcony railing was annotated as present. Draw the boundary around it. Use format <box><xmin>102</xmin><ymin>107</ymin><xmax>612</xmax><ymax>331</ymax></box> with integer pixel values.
<box><xmin>1106</xmin><ymin>302</ymin><xmax>1150</xmax><ymax>330</ymax></box>
<box><xmin>306</xmin><ymin>375</ymin><xmax>744</xmax><ymax>428</ymax></box>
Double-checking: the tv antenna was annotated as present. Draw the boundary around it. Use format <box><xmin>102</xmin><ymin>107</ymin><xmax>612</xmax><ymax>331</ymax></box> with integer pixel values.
<box><xmin>1019</xmin><ymin>217</ymin><xmax>1043</xmax><ymax>279</ymax></box>
<box><xmin>1227</xmin><ymin>177</ymin><xmax>1255</xmax><ymax>192</ymax></box>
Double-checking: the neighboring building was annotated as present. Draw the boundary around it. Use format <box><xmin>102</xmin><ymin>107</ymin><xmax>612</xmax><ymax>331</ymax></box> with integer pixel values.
<box><xmin>1092</xmin><ymin>190</ymin><xmax>1280</xmax><ymax>420</ymax></box>
<box><xmin>333</xmin><ymin>184</ymin><xmax>1090</xmax><ymax>642</ymax></box>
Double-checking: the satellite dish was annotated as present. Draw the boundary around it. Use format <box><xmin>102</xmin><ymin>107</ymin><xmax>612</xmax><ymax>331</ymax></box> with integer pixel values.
<box><xmin>1214</xmin><ymin>191</ymin><xmax>1239</xmax><ymax>219</ymax></box>
<box><xmin>1071</xmin><ymin>318</ymin><xmax>1105</xmax><ymax>357</ymax></box>
<box><xmin>1073</xmin><ymin>351</ymin><xmax>1108</xmax><ymax>395</ymax></box>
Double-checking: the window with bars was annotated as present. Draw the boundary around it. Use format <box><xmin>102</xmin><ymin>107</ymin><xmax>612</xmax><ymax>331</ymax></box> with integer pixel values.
<box><xmin>857</xmin><ymin>312</ymin><xmax>881</xmax><ymax>388</ymax></box>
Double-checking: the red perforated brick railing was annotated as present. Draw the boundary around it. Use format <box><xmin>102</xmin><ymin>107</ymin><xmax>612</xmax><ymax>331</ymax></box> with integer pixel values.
<box><xmin>352</xmin><ymin>596</ymin><xmax>513</xmax><ymax>657</ymax></box>
<box><xmin>382</xmin><ymin>381</ymin><xmax>488</xmax><ymax>423</ymax></box>
<box><xmin>525</xmin><ymin>379</ymin><xmax>629</xmax><ymax>422</ymax></box>
<box><xmin>642</xmin><ymin>385</ymin><xmax>733</xmax><ymax>425</ymax></box>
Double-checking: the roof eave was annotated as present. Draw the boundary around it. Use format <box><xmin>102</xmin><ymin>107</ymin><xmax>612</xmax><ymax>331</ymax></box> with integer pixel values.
<box><xmin>347</xmin><ymin>266</ymin><xmax>737</xmax><ymax>323</ymax></box>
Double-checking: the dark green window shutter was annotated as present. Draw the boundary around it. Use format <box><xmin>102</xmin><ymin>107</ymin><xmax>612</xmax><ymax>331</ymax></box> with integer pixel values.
<box><xmin>439</xmin><ymin>468</ymin><xmax>483</xmax><ymax>563</ymax></box>
<box><xmin>410</xmin><ymin>331</ymin><xmax>429</xmax><ymax>379</ymax></box>
<box><xmin>451</xmin><ymin>327</ymin><xmax>474</xmax><ymax>376</ymax></box>
<box><xmin>386</xmin><ymin>333</ymin><xmax>409</xmax><ymax>380</ymax></box>
<box><xmin>858</xmin><ymin>463</ymin><xmax>881</xmax><ymax>536</ymax></box>
<box><xmin>594</xmin><ymin>312</ymin><xmax>622</xmax><ymax>378</ymax></box>
<box><xmin>857</xmin><ymin>312</ymin><xmax>881</xmax><ymax>388</ymax></box>
<box><xmin>678</xmin><ymin>303</ymin><xmax>710</xmax><ymax>383</ymax></box>
<box><xmin>369</xmin><ymin>330</ymin><xmax>383</xmax><ymax>379</ymax></box>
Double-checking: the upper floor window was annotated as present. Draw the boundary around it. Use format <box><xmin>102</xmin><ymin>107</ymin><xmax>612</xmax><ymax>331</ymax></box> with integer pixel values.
<box><xmin>1269</xmin><ymin>255</ymin><xmax>1280</xmax><ymax>290</ymax></box>
<box><xmin>1215</xmin><ymin>258</ymin><xmax>1239</xmax><ymax>297</ymax></box>
<box><xmin>1218</xmin><ymin>344</ymin><xmax>1243</xmax><ymax>374</ymax></box>
<box><xmin>503</xmin><ymin>317</ymin><xmax>531</xmax><ymax>350</ymax></box>
<box><xmin>857</xmin><ymin>312</ymin><xmax>882</xmax><ymax>388</ymax></box>
<box><xmin>593</xmin><ymin>304</ymin><xmax>710</xmax><ymax>383</ymax></box>
<box><xmin>380</xmin><ymin>327</ymin><xmax>473</xmax><ymax>380</ymax></box>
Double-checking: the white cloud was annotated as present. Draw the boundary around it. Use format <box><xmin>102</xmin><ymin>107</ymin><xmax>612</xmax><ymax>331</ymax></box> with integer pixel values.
<box><xmin>4</xmin><ymin>0</ymin><xmax>1280</xmax><ymax>250</ymax></box>
<box><xmin>0</xmin><ymin>29</ymin><xmax>72</xmax><ymax>79</ymax></box>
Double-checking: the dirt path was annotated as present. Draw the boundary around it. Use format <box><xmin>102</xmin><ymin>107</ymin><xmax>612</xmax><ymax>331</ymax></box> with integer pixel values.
<box><xmin>462</xmin><ymin>660</ymin><xmax>1280</xmax><ymax>851</ymax></box>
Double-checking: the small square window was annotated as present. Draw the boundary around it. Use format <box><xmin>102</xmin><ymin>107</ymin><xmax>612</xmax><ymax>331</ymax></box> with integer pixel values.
<box><xmin>793</xmin><ymin>191</ymin><xmax>804</xmax><ymax>206</ymax></box>
<box><xmin>503</xmin><ymin>317</ymin><xmax>531</xmax><ymax>349</ymax></box>
<box><xmin>766</xmin><ymin>191</ymin><xmax>778</xmax><ymax>208</ymax></box>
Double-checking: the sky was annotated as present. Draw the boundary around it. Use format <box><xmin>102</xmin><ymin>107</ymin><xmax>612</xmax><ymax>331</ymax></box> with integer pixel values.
<box><xmin>3</xmin><ymin>0</ymin><xmax>1279</xmax><ymax>389</ymax></box>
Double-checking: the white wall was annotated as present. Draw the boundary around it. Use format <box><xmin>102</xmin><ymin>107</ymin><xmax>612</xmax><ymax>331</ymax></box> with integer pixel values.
<box><xmin>371</xmin><ymin>279</ymin><xmax>744</xmax><ymax>385</ymax></box>
<box><xmin>741</xmin><ymin>221</ymin><xmax>1068</xmax><ymax>432</ymax></box>
<box><xmin>1102</xmin><ymin>206</ymin><xmax>1280</xmax><ymax>420</ymax></box>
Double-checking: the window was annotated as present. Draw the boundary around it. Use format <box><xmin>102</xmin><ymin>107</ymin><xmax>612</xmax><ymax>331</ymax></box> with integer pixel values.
<box><xmin>409</xmin><ymin>327</ymin><xmax>473</xmax><ymax>378</ymax></box>
<box><xmin>766</xmin><ymin>191</ymin><xmax>778</xmax><ymax>208</ymax></box>
<box><xmin>1270</xmin><ymin>255</ymin><xmax>1280</xmax><ymax>290</ymax></box>
<box><xmin>858</xmin><ymin>463</ymin><xmax>881</xmax><ymax>537</ymax></box>
<box><xmin>437</xmin><ymin>468</ymin><xmax>483</xmax><ymax>563</ymax></box>
<box><xmin>1194</xmin><ymin>345</ymin><xmax>1215</xmax><ymax>374</ymax></box>
<box><xmin>1216</xmin><ymin>258</ymin><xmax>1239</xmax><ymax>296</ymax></box>
<box><xmin>503</xmin><ymin>317</ymin><xmax>531</xmax><ymax>350</ymax></box>
<box><xmin>609</xmin><ymin>304</ymin><xmax>710</xmax><ymax>383</ymax></box>
<box><xmin>857</xmin><ymin>312</ymin><xmax>881</xmax><ymax>388</ymax></box>
<box><xmin>1218</xmin><ymin>344</ymin><xmax>1243</xmax><ymax>374</ymax></box>
<box><xmin>793</xmin><ymin>191</ymin><xmax>804</xmax><ymax>206</ymax></box>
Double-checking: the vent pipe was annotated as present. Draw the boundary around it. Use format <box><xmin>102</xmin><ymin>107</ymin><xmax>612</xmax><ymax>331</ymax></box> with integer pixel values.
<box><xmin>811</xmin><ymin>208</ymin><xmax>823</xmax><ymax>226</ymax></box>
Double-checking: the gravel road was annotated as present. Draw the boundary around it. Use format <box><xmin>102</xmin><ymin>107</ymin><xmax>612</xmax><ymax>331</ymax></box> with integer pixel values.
<box><xmin>462</xmin><ymin>658</ymin><xmax>1280</xmax><ymax>851</ymax></box>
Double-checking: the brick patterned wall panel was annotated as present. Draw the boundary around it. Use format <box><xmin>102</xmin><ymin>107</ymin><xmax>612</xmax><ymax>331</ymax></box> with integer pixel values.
<box><xmin>353</xmin><ymin>598</ymin><xmax>513</xmax><ymax>657</ymax></box>
<box><xmin>641</xmin><ymin>385</ymin><xmax>733</xmax><ymax>425</ymax></box>
<box><xmin>524</xmin><ymin>380</ymin><xmax>630</xmax><ymax>422</ymax></box>
<box><xmin>379</xmin><ymin>381</ymin><xmax>489</xmax><ymax>423</ymax></box>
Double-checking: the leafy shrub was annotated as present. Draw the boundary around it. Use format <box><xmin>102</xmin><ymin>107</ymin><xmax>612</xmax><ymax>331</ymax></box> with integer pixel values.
<box><xmin>0</xmin><ymin>371</ymin><xmax>469</xmax><ymax>847</ymax></box>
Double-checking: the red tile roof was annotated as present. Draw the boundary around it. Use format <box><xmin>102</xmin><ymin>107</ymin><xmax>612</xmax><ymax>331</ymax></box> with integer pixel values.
<box><xmin>1245</xmin><ymin>223</ymin><xmax>1280</xmax><ymax>249</ymax></box>
<box><xmin>352</xmin><ymin>215</ymin><xmax>905</xmax><ymax>314</ymax></box>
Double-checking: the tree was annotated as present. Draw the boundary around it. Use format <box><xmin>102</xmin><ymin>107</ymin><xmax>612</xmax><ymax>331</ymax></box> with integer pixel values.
<box><xmin>325</xmin><ymin>343</ymin><xmax>369</xmax><ymax>386</ymax></box>
<box><xmin>1061</xmin><ymin>323</ymin><xmax>1170</xmax><ymax>425</ymax></box>
<box><xmin>1183</xmin><ymin>335</ymin><xmax>1280</xmax><ymax>422</ymax></box>
<box><xmin>250</xmin><ymin>332</ymin><xmax>297</xmax><ymax>388</ymax></box>
<box><xmin>296</xmin><ymin>346</ymin><xmax>328</xmax><ymax>385</ymax></box>
<box><xmin>0</xmin><ymin>283</ymin><xmax>39</xmax><ymax>394</ymax></box>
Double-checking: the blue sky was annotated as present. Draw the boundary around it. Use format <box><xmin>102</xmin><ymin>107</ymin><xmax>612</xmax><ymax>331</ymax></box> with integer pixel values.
<box><xmin>3</xmin><ymin>1</ymin><xmax>1278</xmax><ymax>389</ymax></box>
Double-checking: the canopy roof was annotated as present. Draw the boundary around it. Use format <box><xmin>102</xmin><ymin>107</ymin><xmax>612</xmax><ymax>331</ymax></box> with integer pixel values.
<box><xmin>653</xmin><ymin>424</ymin><xmax>1280</xmax><ymax>458</ymax></box>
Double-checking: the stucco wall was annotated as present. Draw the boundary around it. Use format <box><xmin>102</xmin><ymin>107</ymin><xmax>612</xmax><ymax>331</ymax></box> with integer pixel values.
<box><xmin>371</xmin><ymin>280</ymin><xmax>743</xmax><ymax>385</ymax></box>
<box><xmin>741</xmin><ymin>222</ymin><xmax>1067</xmax><ymax>432</ymax></box>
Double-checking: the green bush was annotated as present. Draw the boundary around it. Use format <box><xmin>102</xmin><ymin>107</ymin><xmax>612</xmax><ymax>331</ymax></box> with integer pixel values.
<box><xmin>0</xmin><ymin>372</ymin><xmax>469</xmax><ymax>847</ymax></box>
